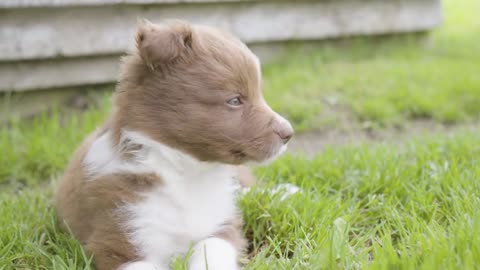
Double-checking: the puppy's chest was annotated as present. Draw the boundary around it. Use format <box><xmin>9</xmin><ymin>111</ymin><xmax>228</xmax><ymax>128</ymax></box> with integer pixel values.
<box><xmin>124</xmin><ymin>166</ymin><xmax>237</xmax><ymax>257</ymax></box>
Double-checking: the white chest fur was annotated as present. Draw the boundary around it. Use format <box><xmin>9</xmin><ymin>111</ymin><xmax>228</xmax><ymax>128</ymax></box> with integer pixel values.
<box><xmin>84</xmin><ymin>130</ymin><xmax>238</xmax><ymax>266</ymax></box>
<box><xmin>123</xmin><ymin>165</ymin><xmax>237</xmax><ymax>265</ymax></box>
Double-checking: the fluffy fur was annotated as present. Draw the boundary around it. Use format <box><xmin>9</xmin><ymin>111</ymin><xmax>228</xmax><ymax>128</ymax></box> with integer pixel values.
<box><xmin>55</xmin><ymin>20</ymin><xmax>293</xmax><ymax>270</ymax></box>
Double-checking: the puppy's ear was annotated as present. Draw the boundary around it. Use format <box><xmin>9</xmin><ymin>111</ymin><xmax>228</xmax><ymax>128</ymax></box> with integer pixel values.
<box><xmin>135</xmin><ymin>19</ymin><xmax>193</xmax><ymax>69</ymax></box>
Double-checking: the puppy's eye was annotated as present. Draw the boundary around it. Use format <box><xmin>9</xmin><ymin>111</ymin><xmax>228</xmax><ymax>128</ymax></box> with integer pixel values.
<box><xmin>226</xmin><ymin>97</ymin><xmax>243</xmax><ymax>107</ymax></box>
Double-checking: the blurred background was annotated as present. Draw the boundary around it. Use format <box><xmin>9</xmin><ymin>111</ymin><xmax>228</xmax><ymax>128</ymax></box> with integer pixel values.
<box><xmin>2</xmin><ymin>1</ymin><xmax>480</xmax><ymax>269</ymax></box>
<box><xmin>0</xmin><ymin>0</ymin><xmax>478</xmax><ymax>183</ymax></box>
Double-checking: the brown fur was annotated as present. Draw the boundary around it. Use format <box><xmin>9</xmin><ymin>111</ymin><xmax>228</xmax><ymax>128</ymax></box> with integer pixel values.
<box><xmin>213</xmin><ymin>214</ymin><xmax>247</xmax><ymax>254</ymax></box>
<box><xmin>55</xmin><ymin>20</ymin><xmax>292</xmax><ymax>270</ymax></box>
<box><xmin>111</xmin><ymin>21</ymin><xmax>291</xmax><ymax>164</ymax></box>
<box><xmin>55</xmin><ymin>125</ymin><xmax>164</xmax><ymax>269</ymax></box>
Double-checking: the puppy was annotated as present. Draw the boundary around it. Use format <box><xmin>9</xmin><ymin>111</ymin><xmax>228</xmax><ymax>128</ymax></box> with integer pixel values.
<box><xmin>55</xmin><ymin>20</ymin><xmax>293</xmax><ymax>270</ymax></box>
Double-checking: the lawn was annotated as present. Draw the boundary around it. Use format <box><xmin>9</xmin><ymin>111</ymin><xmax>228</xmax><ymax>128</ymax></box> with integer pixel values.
<box><xmin>2</xmin><ymin>131</ymin><xmax>480</xmax><ymax>269</ymax></box>
<box><xmin>1</xmin><ymin>0</ymin><xmax>480</xmax><ymax>268</ymax></box>
<box><xmin>264</xmin><ymin>0</ymin><xmax>480</xmax><ymax>131</ymax></box>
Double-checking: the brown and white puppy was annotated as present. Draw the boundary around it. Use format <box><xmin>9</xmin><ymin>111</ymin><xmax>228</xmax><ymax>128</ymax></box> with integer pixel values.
<box><xmin>55</xmin><ymin>20</ymin><xmax>293</xmax><ymax>270</ymax></box>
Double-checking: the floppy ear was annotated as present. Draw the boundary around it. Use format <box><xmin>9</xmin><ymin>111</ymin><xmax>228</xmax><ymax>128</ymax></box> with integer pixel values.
<box><xmin>135</xmin><ymin>19</ymin><xmax>193</xmax><ymax>69</ymax></box>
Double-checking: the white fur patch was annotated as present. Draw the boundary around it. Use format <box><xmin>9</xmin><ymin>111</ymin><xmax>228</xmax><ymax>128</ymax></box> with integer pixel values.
<box><xmin>84</xmin><ymin>131</ymin><xmax>149</xmax><ymax>177</ymax></box>
<box><xmin>84</xmin><ymin>131</ymin><xmax>119</xmax><ymax>176</ymax></box>
<box><xmin>123</xmin><ymin>172</ymin><xmax>236</xmax><ymax>266</ymax></box>
<box><xmin>188</xmin><ymin>238</ymin><xmax>238</xmax><ymax>270</ymax></box>
<box><xmin>85</xmin><ymin>130</ymin><xmax>238</xmax><ymax>267</ymax></box>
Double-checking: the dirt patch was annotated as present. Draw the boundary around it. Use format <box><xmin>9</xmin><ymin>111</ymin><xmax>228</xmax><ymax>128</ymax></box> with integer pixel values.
<box><xmin>287</xmin><ymin>120</ymin><xmax>480</xmax><ymax>157</ymax></box>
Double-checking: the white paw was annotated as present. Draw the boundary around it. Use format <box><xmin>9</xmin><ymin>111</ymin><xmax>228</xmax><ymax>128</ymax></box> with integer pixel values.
<box><xmin>119</xmin><ymin>261</ymin><xmax>164</xmax><ymax>270</ymax></box>
<box><xmin>188</xmin><ymin>238</ymin><xmax>239</xmax><ymax>270</ymax></box>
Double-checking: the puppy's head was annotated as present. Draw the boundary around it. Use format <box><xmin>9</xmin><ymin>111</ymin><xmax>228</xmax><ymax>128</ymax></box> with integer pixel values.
<box><xmin>114</xmin><ymin>20</ymin><xmax>293</xmax><ymax>165</ymax></box>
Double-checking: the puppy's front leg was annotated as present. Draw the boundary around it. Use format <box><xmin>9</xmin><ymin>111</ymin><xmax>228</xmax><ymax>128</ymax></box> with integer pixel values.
<box><xmin>188</xmin><ymin>237</ymin><xmax>239</xmax><ymax>270</ymax></box>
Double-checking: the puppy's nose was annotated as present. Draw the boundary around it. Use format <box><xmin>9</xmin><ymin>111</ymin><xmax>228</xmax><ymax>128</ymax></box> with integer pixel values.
<box><xmin>276</xmin><ymin>119</ymin><xmax>294</xmax><ymax>144</ymax></box>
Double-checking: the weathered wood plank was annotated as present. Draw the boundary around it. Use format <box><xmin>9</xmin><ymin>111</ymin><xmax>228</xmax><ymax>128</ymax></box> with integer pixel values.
<box><xmin>0</xmin><ymin>0</ymin><xmax>442</xmax><ymax>62</ymax></box>
<box><xmin>0</xmin><ymin>0</ymin><xmax>253</xmax><ymax>8</ymax></box>
<box><xmin>0</xmin><ymin>0</ymin><xmax>442</xmax><ymax>92</ymax></box>
<box><xmin>0</xmin><ymin>56</ymin><xmax>118</xmax><ymax>92</ymax></box>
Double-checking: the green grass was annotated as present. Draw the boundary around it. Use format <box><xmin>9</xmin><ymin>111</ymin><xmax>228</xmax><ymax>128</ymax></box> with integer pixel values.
<box><xmin>0</xmin><ymin>98</ymin><xmax>110</xmax><ymax>186</ymax></box>
<box><xmin>2</xmin><ymin>0</ymin><xmax>479</xmax><ymax>186</ymax></box>
<box><xmin>263</xmin><ymin>0</ymin><xmax>480</xmax><ymax>131</ymax></box>
<box><xmin>244</xmin><ymin>132</ymin><xmax>480</xmax><ymax>269</ymax></box>
<box><xmin>2</xmin><ymin>131</ymin><xmax>480</xmax><ymax>269</ymax></box>
<box><xmin>0</xmin><ymin>186</ymin><xmax>94</xmax><ymax>269</ymax></box>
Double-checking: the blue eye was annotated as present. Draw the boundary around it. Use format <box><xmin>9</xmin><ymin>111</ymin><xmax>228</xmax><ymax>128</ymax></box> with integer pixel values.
<box><xmin>226</xmin><ymin>97</ymin><xmax>242</xmax><ymax>106</ymax></box>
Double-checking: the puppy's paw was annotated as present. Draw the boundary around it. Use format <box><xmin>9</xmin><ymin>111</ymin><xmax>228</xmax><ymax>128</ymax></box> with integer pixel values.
<box><xmin>188</xmin><ymin>238</ymin><xmax>239</xmax><ymax>270</ymax></box>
